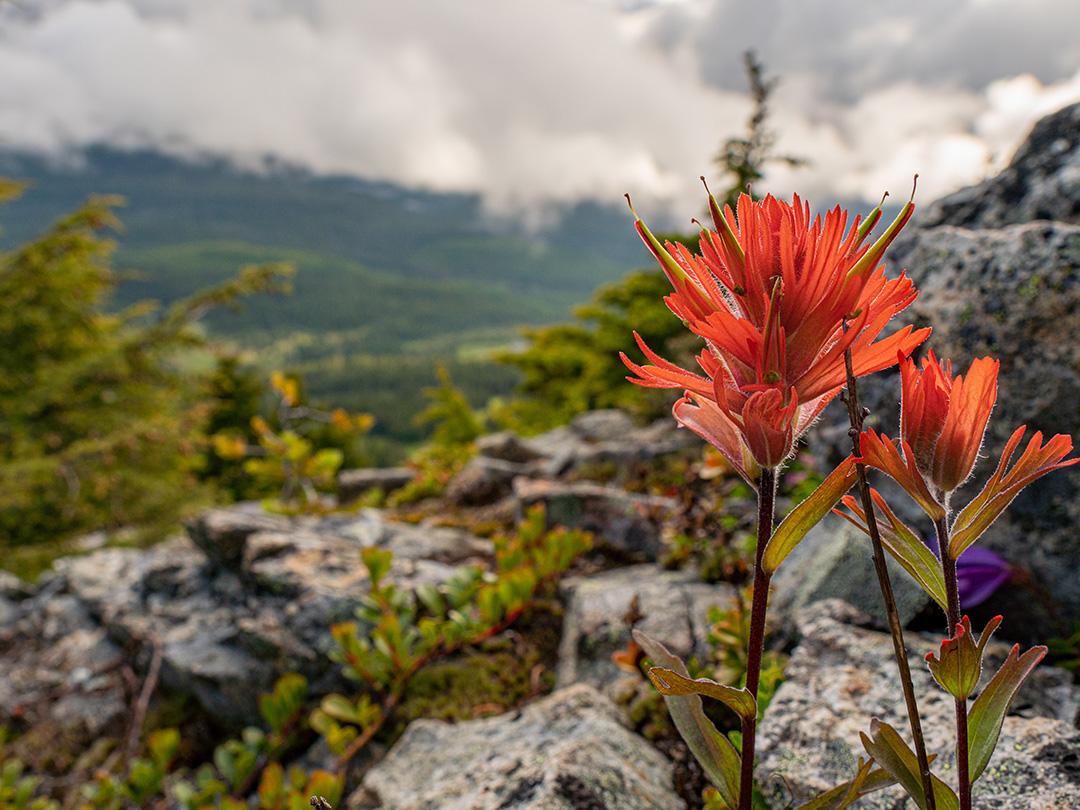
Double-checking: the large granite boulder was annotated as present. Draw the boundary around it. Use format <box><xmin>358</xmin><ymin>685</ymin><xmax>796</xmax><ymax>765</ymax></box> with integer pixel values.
<box><xmin>355</xmin><ymin>684</ymin><xmax>684</xmax><ymax>810</ymax></box>
<box><xmin>918</xmin><ymin>101</ymin><xmax>1080</xmax><ymax>230</ymax></box>
<box><xmin>810</xmin><ymin>102</ymin><xmax>1080</xmax><ymax>626</ymax></box>
<box><xmin>758</xmin><ymin>601</ymin><xmax>1080</xmax><ymax>809</ymax></box>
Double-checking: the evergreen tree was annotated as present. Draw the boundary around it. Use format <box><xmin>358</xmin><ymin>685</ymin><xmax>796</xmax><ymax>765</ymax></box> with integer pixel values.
<box><xmin>0</xmin><ymin>187</ymin><xmax>289</xmax><ymax>556</ymax></box>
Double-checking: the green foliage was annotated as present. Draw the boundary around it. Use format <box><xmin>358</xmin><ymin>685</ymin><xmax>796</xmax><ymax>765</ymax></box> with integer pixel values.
<box><xmin>417</xmin><ymin>366</ymin><xmax>487</xmax><ymax>448</ymax></box>
<box><xmin>705</xmin><ymin>590</ymin><xmax>786</xmax><ymax>718</ymax></box>
<box><xmin>0</xmin><ymin>190</ymin><xmax>289</xmax><ymax>561</ymax></box>
<box><xmin>0</xmin><ymin>758</ymin><xmax>57</xmax><ymax>810</ymax></box>
<box><xmin>496</xmin><ymin>269</ymin><xmax>695</xmax><ymax>432</ymax></box>
<box><xmin>321</xmin><ymin>506</ymin><xmax>591</xmax><ymax>764</ymax></box>
<box><xmin>383</xmin><ymin>369</ymin><xmax>487</xmax><ymax>507</ymax></box>
<box><xmin>1046</xmin><ymin>620</ymin><xmax>1080</xmax><ymax>671</ymax></box>
<box><xmin>213</xmin><ymin>372</ymin><xmax>374</xmax><ymax>513</ymax></box>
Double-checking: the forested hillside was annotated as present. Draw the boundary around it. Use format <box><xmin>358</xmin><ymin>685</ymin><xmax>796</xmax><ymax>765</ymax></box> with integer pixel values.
<box><xmin>0</xmin><ymin>147</ymin><xmax>652</xmax><ymax>447</ymax></box>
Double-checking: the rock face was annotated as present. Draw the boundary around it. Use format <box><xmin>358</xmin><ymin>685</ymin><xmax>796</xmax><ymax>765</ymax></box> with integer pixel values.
<box><xmin>34</xmin><ymin>508</ymin><xmax>492</xmax><ymax>726</ymax></box>
<box><xmin>357</xmin><ymin>684</ymin><xmax>685</xmax><ymax>810</ymax></box>
<box><xmin>809</xmin><ymin>102</ymin><xmax>1080</xmax><ymax>625</ymax></box>
<box><xmin>769</xmin><ymin>514</ymin><xmax>931</xmax><ymax>634</ymax></box>
<box><xmin>557</xmin><ymin>565</ymin><xmax>736</xmax><ymax>695</ymax></box>
<box><xmin>758</xmin><ymin>601</ymin><xmax>1080</xmax><ymax>809</ymax></box>
<box><xmin>918</xmin><ymin>102</ymin><xmax>1080</xmax><ymax>229</ymax></box>
<box><xmin>514</xmin><ymin>479</ymin><xmax>674</xmax><ymax>561</ymax></box>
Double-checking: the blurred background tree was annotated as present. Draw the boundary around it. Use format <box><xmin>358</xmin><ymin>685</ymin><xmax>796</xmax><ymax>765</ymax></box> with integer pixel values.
<box><xmin>0</xmin><ymin>185</ymin><xmax>290</xmax><ymax>572</ymax></box>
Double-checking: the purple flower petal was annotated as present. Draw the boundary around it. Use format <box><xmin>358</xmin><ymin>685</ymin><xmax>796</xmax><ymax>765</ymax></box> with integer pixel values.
<box><xmin>921</xmin><ymin>536</ymin><xmax>1013</xmax><ymax>609</ymax></box>
<box><xmin>956</xmin><ymin>546</ymin><xmax>1013</xmax><ymax>608</ymax></box>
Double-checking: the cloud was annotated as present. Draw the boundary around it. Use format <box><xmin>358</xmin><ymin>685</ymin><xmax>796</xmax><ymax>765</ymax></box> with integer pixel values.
<box><xmin>1</xmin><ymin>0</ymin><xmax>1079</xmax><ymax>219</ymax></box>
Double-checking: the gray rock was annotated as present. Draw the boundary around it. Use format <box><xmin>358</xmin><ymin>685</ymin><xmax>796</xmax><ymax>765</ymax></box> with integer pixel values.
<box><xmin>918</xmin><ymin>102</ymin><xmax>1080</xmax><ymax>230</ymax></box>
<box><xmin>557</xmin><ymin>565</ymin><xmax>737</xmax><ymax>695</ymax></box>
<box><xmin>475</xmin><ymin>431</ymin><xmax>548</xmax><ymax>464</ymax></box>
<box><xmin>0</xmin><ymin>591</ymin><xmax>127</xmax><ymax>746</ymax></box>
<box><xmin>0</xmin><ymin>570</ymin><xmax>33</xmax><ymax>601</ymax></box>
<box><xmin>337</xmin><ymin>467</ymin><xmax>414</xmax><ymax>505</ymax></box>
<box><xmin>357</xmin><ymin>684</ymin><xmax>684</xmax><ymax>810</ymax></box>
<box><xmin>808</xmin><ymin>199</ymin><xmax>1080</xmax><ymax>625</ymax></box>
<box><xmin>570</xmin><ymin>410</ymin><xmax>638</xmax><ymax>442</ymax></box>
<box><xmin>521</xmin><ymin>410</ymin><xmax>700</xmax><ymax>477</ymax></box>
<box><xmin>185</xmin><ymin>502</ymin><xmax>289</xmax><ymax>570</ymax></box>
<box><xmin>758</xmin><ymin>600</ymin><xmax>1080</xmax><ymax>809</ymax></box>
<box><xmin>443</xmin><ymin>456</ymin><xmax>526</xmax><ymax>506</ymax></box>
<box><xmin>770</xmin><ymin>513</ymin><xmax>931</xmax><ymax>633</ymax></box>
<box><xmin>888</xmin><ymin>219</ymin><xmax>1080</xmax><ymax>621</ymax></box>
<box><xmin>514</xmin><ymin>478</ymin><xmax>674</xmax><ymax>561</ymax></box>
<box><xmin>47</xmin><ymin>505</ymin><xmax>494</xmax><ymax>725</ymax></box>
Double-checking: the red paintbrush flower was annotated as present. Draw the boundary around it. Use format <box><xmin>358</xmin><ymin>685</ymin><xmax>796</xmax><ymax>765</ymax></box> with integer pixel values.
<box><xmin>622</xmin><ymin>189</ymin><xmax>929</xmax><ymax>484</ymax></box>
<box><xmin>856</xmin><ymin>351</ymin><xmax>1077</xmax><ymax>556</ymax></box>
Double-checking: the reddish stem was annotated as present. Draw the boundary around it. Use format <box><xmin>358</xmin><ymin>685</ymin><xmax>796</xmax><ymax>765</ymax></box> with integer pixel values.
<box><xmin>935</xmin><ymin>516</ymin><xmax>971</xmax><ymax>810</ymax></box>
<box><xmin>739</xmin><ymin>466</ymin><xmax>775</xmax><ymax>810</ymax></box>
<box><xmin>843</xmin><ymin>337</ymin><xmax>936</xmax><ymax>810</ymax></box>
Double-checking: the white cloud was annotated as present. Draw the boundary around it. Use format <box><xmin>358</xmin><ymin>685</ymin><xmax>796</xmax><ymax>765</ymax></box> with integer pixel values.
<box><xmin>1</xmin><ymin>0</ymin><xmax>1079</xmax><ymax>219</ymax></box>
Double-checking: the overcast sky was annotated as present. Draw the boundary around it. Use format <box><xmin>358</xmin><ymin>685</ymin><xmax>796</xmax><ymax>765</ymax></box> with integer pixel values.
<box><xmin>3</xmin><ymin>0</ymin><xmax>1080</xmax><ymax>221</ymax></box>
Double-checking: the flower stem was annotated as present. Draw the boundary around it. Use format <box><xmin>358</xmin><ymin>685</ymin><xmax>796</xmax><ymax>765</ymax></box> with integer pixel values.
<box><xmin>842</xmin><ymin>339</ymin><xmax>936</xmax><ymax>810</ymax></box>
<box><xmin>739</xmin><ymin>466</ymin><xmax>775</xmax><ymax>810</ymax></box>
<box><xmin>935</xmin><ymin>515</ymin><xmax>971</xmax><ymax>810</ymax></box>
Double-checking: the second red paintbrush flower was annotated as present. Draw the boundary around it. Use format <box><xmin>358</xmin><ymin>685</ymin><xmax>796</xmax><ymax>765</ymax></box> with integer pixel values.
<box><xmin>623</xmin><ymin>188</ymin><xmax>930</xmax><ymax>484</ymax></box>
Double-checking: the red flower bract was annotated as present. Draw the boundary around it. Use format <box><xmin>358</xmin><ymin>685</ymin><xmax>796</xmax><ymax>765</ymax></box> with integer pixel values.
<box><xmin>900</xmin><ymin>350</ymin><xmax>999</xmax><ymax>493</ymax></box>
<box><xmin>623</xmin><ymin>190</ymin><xmax>929</xmax><ymax>483</ymax></box>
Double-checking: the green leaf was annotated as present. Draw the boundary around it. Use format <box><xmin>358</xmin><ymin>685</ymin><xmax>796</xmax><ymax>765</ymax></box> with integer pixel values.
<box><xmin>320</xmin><ymin>694</ymin><xmax>363</xmax><ymax>725</ymax></box>
<box><xmin>836</xmin><ymin>489</ymin><xmax>948</xmax><ymax>612</ymax></box>
<box><xmin>967</xmin><ymin>643</ymin><xmax>1047</xmax><ymax>782</ymax></box>
<box><xmin>416</xmin><ymin>584</ymin><xmax>446</xmax><ymax>617</ymax></box>
<box><xmin>633</xmin><ymin>629</ymin><xmax>741</xmax><ymax>809</ymax></box>
<box><xmin>860</xmin><ymin>720</ymin><xmax>957</xmax><ymax>810</ymax></box>
<box><xmin>646</xmin><ymin>667</ymin><xmax>756</xmax><ymax>720</ymax></box>
<box><xmin>925</xmin><ymin>616</ymin><xmax>1001</xmax><ymax>700</ymax></box>
<box><xmin>791</xmin><ymin>757</ymin><xmax>896</xmax><ymax>810</ymax></box>
<box><xmin>763</xmin><ymin>457</ymin><xmax>856</xmax><ymax>574</ymax></box>
<box><xmin>360</xmin><ymin>546</ymin><xmax>393</xmax><ymax>588</ymax></box>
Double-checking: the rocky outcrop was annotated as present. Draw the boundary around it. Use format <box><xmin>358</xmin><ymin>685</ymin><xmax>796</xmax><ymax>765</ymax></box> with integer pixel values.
<box><xmin>557</xmin><ymin>565</ymin><xmax>736</xmax><ymax>695</ymax></box>
<box><xmin>514</xmin><ymin>479</ymin><xmax>674</xmax><ymax>561</ymax></box>
<box><xmin>758</xmin><ymin>601</ymin><xmax>1080</xmax><ymax>809</ymax></box>
<box><xmin>513</xmin><ymin>409</ymin><xmax>700</xmax><ymax>477</ymax></box>
<box><xmin>337</xmin><ymin>467</ymin><xmax>414</xmax><ymax>504</ymax></box>
<box><xmin>356</xmin><ymin>684</ymin><xmax>685</xmax><ymax>810</ymax></box>
<box><xmin>25</xmin><ymin>509</ymin><xmax>493</xmax><ymax>726</ymax></box>
<box><xmin>809</xmin><ymin>101</ymin><xmax>1080</xmax><ymax>626</ymax></box>
<box><xmin>918</xmin><ymin>101</ymin><xmax>1080</xmax><ymax>229</ymax></box>
<box><xmin>0</xmin><ymin>577</ymin><xmax>128</xmax><ymax>763</ymax></box>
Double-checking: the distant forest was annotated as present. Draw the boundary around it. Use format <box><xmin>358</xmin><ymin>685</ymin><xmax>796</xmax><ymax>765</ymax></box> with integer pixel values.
<box><xmin>0</xmin><ymin>147</ymin><xmax>653</xmax><ymax>447</ymax></box>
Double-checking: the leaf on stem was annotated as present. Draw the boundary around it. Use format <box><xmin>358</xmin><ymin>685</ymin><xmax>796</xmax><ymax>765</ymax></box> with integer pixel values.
<box><xmin>924</xmin><ymin>616</ymin><xmax>1001</xmax><ymax>700</ymax></box>
<box><xmin>791</xmin><ymin>757</ymin><xmax>896</xmax><ymax>810</ymax></box>
<box><xmin>762</xmin><ymin>457</ymin><xmax>857</xmax><ymax>574</ymax></box>
<box><xmin>860</xmin><ymin>719</ymin><xmax>958</xmax><ymax>810</ymax></box>
<box><xmin>967</xmin><ymin>643</ymin><xmax>1047</xmax><ymax>782</ymax></box>
<box><xmin>948</xmin><ymin>427</ymin><xmax>1077</xmax><ymax>559</ymax></box>
<box><xmin>633</xmin><ymin>629</ymin><xmax>741</xmax><ymax>809</ymax></box>
<box><xmin>836</xmin><ymin>489</ymin><xmax>948</xmax><ymax>611</ymax></box>
<box><xmin>646</xmin><ymin>666</ymin><xmax>756</xmax><ymax>720</ymax></box>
